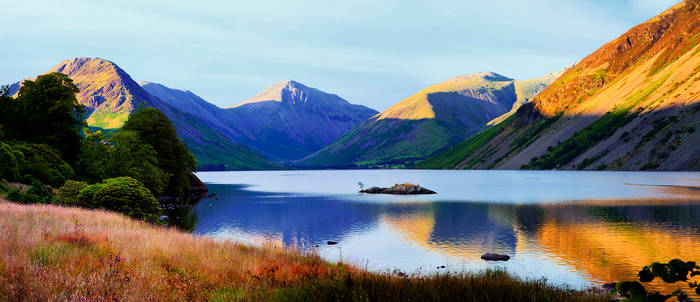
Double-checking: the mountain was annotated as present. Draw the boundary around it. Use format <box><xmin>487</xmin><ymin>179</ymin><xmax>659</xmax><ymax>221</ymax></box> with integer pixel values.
<box><xmin>34</xmin><ymin>58</ymin><xmax>278</xmax><ymax>170</ymax></box>
<box><xmin>298</xmin><ymin>71</ymin><xmax>564</xmax><ymax>168</ymax></box>
<box><xmin>487</xmin><ymin>64</ymin><xmax>574</xmax><ymax>126</ymax></box>
<box><xmin>419</xmin><ymin>0</ymin><xmax>700</xmax><ymax>170</ymax></box>
<box><xmin>224</xmin><ymin>80</ymin><xmax>378</xmax><ymax>162</ymax></box>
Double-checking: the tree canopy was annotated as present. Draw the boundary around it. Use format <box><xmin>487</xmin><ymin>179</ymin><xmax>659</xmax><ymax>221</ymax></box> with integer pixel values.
<box><xmin>122</xmin><ymin>107</ymin><xmax>196</xmax><ymax>196</ymax></box>
<box><xmin>1</xmin><ymin>73</ymin><xmax>86</xmax><ymax>164</ymax></box>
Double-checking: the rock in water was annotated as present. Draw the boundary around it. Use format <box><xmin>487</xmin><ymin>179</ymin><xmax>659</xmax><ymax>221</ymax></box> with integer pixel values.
<box><xmin>360</xmin><ymin>183</ymin><xmax>436</xmax><ymax>195</ymax></box>
<box><xmin>327</xmin><ymin>241</ymin><xmax>338</xmax><ymax>245</ymax></box>
<box><xmin>481</xmin><ymin>253</ymin><xmax>510</xmax><ymax>261</ymax></box>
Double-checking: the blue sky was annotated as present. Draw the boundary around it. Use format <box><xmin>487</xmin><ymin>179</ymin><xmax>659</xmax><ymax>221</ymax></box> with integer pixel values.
<box><xmin>0</xmin><ymin>0</ymin><xmax>680</xmax><ymax>110</ymax></box>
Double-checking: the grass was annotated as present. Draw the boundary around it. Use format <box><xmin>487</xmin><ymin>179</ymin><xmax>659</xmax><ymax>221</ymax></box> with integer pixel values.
<box><xmin>0</xmin><ymin>199</ymin><xmax>609</xmax><ymax>301</ymax></box>
<box><xmin>415</xmin><ymin>116</ymin><xmax>510</xmax><ymax>169</ymax></box>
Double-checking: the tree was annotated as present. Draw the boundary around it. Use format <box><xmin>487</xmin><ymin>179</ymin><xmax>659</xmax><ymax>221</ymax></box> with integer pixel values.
<box><xmin>122</xmin><ymin>107</ymin><xmax>196</xmax><ymax>196</ymax></box>
<box><xmin>11</xmin><ymin>73</ymin><xmax>85</xmax><ymax>164</ymax></box>
<box><xmin>0</xmin><ymin>142</ymin><xmax>20</xmax><ymax>182</ymax></box>
<box><xmin>73</xmin><ymin>129</ymin><xmax>109</xmax><ymax>184</ymax></box>
<box><xmin>12</xmin><ymin>143</ymin><xmax>75</xmax><ymax>188</ymax></box>
<box><xmin>106</xmin><ymin>130</ymin><xmax>167</xmax><ymax>195</ymax></box>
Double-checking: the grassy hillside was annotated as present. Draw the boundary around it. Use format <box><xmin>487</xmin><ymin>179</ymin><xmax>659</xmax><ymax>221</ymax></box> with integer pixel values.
<box><xmin>0</xmin><ymin>200</ymin><xmax>607</xmax><ymax>301</ymax></box>
<box><xmin>420</xmin><ymin>0</ymin><xmax>700</xmax><ymax>171</ymax></box>
<box><xmin>298</xmin><ymin>73</ymin><xmax>522</xmax><ymax>168</ymax></box>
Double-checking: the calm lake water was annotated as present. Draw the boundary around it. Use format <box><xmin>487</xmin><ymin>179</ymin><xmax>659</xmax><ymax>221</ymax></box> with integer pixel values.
<box><xmin>193</xmin><ymin>170</ymin><xmax>700</xmax><ymax>292</ymax></box>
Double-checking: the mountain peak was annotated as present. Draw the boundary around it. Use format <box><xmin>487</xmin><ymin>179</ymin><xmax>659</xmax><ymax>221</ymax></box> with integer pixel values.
<box><xmin>447</xmin><ymin>72</ymin><xmax>513</xmax><ymax>83</ymax></box>
<box><xmin>46</xmin><ymin>57</ymin><xmax>154</xmax><ymax>128</ymax></box>
<box><xmin>50</xmin><ymin>57</ymin><xmax>119</xmax><ymax>75</ymax></box>
<box><xmin>230</xmin><ymin>80</ymin><xmax>338</xmax><ymax>108</ymax></box>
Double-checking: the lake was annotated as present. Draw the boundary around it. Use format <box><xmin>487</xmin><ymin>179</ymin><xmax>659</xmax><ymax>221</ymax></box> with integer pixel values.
<box><xmin>192</xmin><ymin>170</ymin><xmax>700</xmax><ymax>292</ymax></box>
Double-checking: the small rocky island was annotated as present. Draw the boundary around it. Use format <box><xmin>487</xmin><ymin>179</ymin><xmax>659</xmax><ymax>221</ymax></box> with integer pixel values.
<box><xmin>359</xmin><ymin>183</ymin><xmax>436</xmax><ymax>195</ymax></box>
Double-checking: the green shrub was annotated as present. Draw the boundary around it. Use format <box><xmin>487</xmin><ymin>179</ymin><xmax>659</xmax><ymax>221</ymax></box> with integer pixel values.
<box><xmin>11</xmin><ymin>143</ymin><xmax>75</xmax><ymax>187</ymax></box>
<box><xmin>614</xmin><ymin>259</ymin><xmax>700</xmax><ymax>301</ymax></box>
<box><xmin>92</xmin><ymin>177</ymin><xmax>162</xmax><ymax>224</ymax></box>
<box><xmin>7</xmin><ymin>180</ymin><xmax>54</xmax><ymax>204</ymax></box>
<box><xmin>54</xmin><ymin>180</ymin><xmax>89</xmax><ymax>207</ymax></box>
<box><xmin>0</xmin><ymin>142</ymin><xmax>20</xmax><ymax>181</ymax></box>
<box><xmin>77</xmin><ymin>183</ymin><xmax>106</xmax><ymax>208</ymax></box>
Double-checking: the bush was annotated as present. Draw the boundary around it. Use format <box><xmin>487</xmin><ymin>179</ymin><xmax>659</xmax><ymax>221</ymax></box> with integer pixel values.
<box><xmin>54</xmin><ymin>180</ymin><xmax>89</xmax><ymax>207</ymax></box>
<box><xmin>0</xmin><ymin>142</ymin><xmax>20</xmax><ymax>181</ymax></box>
<box><xmin>7</xmin><ymin>180</ymin><xmax>54</xmax><ymax>204</ymax></box>
<box><xmin>614</xmin><ymin>259</ymin><xmax>700</xmax><ymax>301</ymax></box>
<box><xmin>11</xmin><ymin>143</ymin><xmax>75</xmax><ymax>188</ymax></box>
<box><xmin>91</xmin><ymin>177</ymin><xmax>162</xmax><ymax>224</ymax></box>
<box><xmin>77</xmin><ymin>183</ymin><xmax>106</xmax><ymax>209</ymax></box>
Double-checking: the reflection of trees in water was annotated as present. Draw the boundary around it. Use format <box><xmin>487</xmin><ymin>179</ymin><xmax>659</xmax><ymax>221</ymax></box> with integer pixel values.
<box><xmin>193</xmin><ymin>184</ymin><xmax>383</xmax><ymax>245</ymax></box>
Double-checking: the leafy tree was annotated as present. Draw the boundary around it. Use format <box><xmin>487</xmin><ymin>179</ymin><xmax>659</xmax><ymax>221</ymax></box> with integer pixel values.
<box><xmin>73</xmin><ymin>129</ymin><xmax>109</xmax><ymax>184</ymax></box>
<box><xmin>0</xmin><ymin>142</ymin><xmax>20</xmax><ymax>181</ymax></box>
<box><xmin>122</xmin><ymin>107</ymin><xmax>196</xmax><ymax>196</ymax></box>
<box><xmin>0</xmin><ymin>85</ymin><xmax>10</xmax><ymax>138</ymax></box>
<box><xmin>91</xmin><ymin>177</ymin><xmax>162</xmax><ymax>224</ymax></box>
<box><xmin>12</xmin><ymin>143</ymin><xmax>75</xmax><ymax>187</ymax></box>
<box><xmin>8</xmin><ymin>73</ymin><xmax>85</xmax><ymax>164</ymax></box>
<box><xmin>105</xmin><ymin>130</ymin><xmax>167</xmax><ymax>195</ymax></box>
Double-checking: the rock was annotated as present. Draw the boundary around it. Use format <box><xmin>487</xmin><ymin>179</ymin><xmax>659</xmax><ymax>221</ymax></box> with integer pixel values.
<box><xmin>360</xmin><ymin>183</ymin><xmax>436</xmax><ymax>195</ymax></box>
<box><xmin>602</xmin><ymin>282</ymin><xmax>617</xmax><ymax>291</ymax></box>
<box><xmin>481</xmin><ymin>253</ymin><xmax>510</xmax><ymax>261</ymax></box>
<box><xmin>327</xmin><ymin>241</ymin><xmax>338</xmax><ymax>245</ymax></box>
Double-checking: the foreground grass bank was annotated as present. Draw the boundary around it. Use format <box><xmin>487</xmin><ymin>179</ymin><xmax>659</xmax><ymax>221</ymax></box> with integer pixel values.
<box><xmin>0</xmin><ymin>200</ymin><xmax>608</xmax><ymax>301</ymax></box>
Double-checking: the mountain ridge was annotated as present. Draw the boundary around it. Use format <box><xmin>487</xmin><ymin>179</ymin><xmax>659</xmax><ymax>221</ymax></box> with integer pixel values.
<box><xmin>299</xmin><ymin>69</ymin><xmax>567</xmax><ymax>168</ymax></box>
<box><xmin>419</xmin><ymin>0</ymin><xmax>700</xmax><ymax>171</ymax></box>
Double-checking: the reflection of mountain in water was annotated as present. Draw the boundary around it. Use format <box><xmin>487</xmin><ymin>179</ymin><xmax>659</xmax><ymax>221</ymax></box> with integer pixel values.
<box><xmin>531</xmin><ymin>204</ymin><xmax>700</xmax><ymax>290</ymax></box>
<box><xmin>194</xmin><ymin>184</ymin><xmax>383</xmax><ymax>245</ymax></box>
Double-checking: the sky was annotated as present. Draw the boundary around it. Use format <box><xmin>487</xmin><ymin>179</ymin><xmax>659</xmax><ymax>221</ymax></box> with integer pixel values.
<box><xmin>0</xmin><ymin>0</ymin><xmax>680</xmax><ymax>111</ymax></box>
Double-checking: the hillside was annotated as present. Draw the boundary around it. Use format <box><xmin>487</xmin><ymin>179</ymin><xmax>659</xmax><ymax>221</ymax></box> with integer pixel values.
<box><xmin>298</xmin><ymin>71</ymin><xmax>563</xmax><ymax>168</ymax></box>
<box><xmin>225</xmin><ymin>80</ymin><xmax>378</xmax><ymax>162</ymax></box>
<box><xmin>30</xmin><ymin>58</ymin><xmax>278</xmax><ymax>170</ymax></box>
<box><xmin>419</xmin><ymin>0</ymin><xmax>700</xmax><ymax>170</ymax></box>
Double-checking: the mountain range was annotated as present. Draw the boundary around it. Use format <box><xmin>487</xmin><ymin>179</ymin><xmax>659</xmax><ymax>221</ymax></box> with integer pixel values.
<box><xmin>10</xmin><ymin>58</ymin><xmax>377</xmax><ymax>169</ymax></box>
<box><xmin>8</xmin><ymin>2</ymin><xmax>696</xmax><ymax>171</ymax></box>
<box><xmin>298</xmin><ymin>69</ymin><xmax>570</xmax><ymax>168</ymax></box>
<box><xmin>418</xmin><ymin>0</ymin><xmax>700</xmax><ymax>170</ymax></box>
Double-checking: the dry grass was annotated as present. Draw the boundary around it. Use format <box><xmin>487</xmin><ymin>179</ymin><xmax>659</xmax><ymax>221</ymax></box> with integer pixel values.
<box><xmin>0</xmin><ymin>200</ymin><xmax>609</xmax><ymax>301</ymax></box>
<box><xmin>0</xmin><ymin>200</ymin><xmax>345</xmax><ymax>301</ymax></box>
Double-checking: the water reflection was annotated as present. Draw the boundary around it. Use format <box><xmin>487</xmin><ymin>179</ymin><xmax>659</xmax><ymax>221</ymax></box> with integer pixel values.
<box><xmin>194</xmin><ymin>178</ymin><xmax>700</xmax><ymax>294</ymax></box>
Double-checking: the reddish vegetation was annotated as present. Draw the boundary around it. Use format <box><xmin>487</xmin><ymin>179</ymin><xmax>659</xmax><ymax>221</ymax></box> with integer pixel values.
<box><xmin>533</xmin><ymin>0</ymin><xmax>700</xmax><ymax>116</ymax></box>
<box><xmin>0</xmin><ymin>200</ymin><xmax>348</xmax><ymax>301</ymax></box>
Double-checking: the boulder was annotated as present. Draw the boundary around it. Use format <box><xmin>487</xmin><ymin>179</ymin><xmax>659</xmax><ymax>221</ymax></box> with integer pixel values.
<box><xmin>481</xmin><ymin>253</ymin><xmax>510</xmax><ymax>261</ymax></box>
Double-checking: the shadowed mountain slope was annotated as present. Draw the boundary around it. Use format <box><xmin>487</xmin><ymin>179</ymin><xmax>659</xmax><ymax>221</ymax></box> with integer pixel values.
<box><xmin>225</xmin><ymin>80</ymin><xmax>378</xmax><ymax>162</ymax></box>
<box><xmin>298</xmin><ymin>71</ymin><xmax>564</xmax><ymax>168</ymax></box>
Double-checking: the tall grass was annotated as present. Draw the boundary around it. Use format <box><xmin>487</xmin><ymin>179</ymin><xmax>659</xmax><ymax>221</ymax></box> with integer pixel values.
<box><xmin>0</xmin><ymin>200</ymin><xmax>609</xmax><ymax>301</ymax></box>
